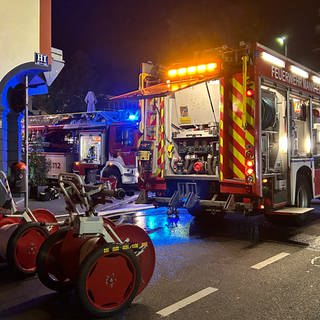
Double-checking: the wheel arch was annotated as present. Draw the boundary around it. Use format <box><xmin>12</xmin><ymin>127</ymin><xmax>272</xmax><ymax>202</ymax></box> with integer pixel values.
<box><xmin>100</xmin><ymin>163</ymin><xmax>122</xmax><ymax>178</ymax></box>
<box><xmin>292</xmin><ymin>165</ymin><xmax>313</xmax><ymax>205</ymax></box>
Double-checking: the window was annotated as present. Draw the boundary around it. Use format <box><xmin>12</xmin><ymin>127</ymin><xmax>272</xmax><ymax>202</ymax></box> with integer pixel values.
<box><xmin>312</xmin><ymin>102</ymin><xmax>320</xmax><ymax>155</ymax></box>
<box><xmin>79</xmin><ymin>134</ymin><xmax>102</xmax><ymax>164</ymax></box>
<box><xmin>289</xmin><ymin>96</ymin><xmax>310</xmax><ymax>157</ymax></box>
<box><xmin>115</xmin><ymin>127</ymin><xmax>134</xmax><ymax>147</ymax></box>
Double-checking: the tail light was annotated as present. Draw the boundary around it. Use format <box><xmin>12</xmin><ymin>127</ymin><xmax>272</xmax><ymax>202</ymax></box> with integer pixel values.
<box><xmin>245</xmin><ymin>147</ymin><xmax>255</xmax><ymax>185</ymax></box>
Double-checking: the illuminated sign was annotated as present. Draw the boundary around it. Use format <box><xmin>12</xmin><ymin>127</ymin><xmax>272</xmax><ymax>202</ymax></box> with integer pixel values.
<box><xmin>260</xmin><ymin>50</ymin><xmax>320</xmax><ymax>95</ymax></box>
<box><xmin>270</xmin><ymin>65</ymin><xmax>320</xmax><ymax>94</ymax></box>
<box><xmin>34</xmin><ymin>52</ymin><xmax>48</xmax><ymax>66</ymax></box>
<box><xmin>261</xmin><ymin>52</ymin><xmax>285</xmax><ymax>68</ymax></box>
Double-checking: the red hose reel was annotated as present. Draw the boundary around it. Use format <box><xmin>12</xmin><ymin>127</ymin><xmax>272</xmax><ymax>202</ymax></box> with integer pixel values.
<box><xmin>0</xmin><ymin>169</ymin><xmax>61</xmax><ymax>274</ymax></box>
<box><xmin>36</xmin><ymin>173</ymin><xmax>155</xmax><ymax>318</ymax></box>
<box><xmin>0</xmin><ymin>208</ymin><xmax>58</xmax><ymax>274</ymax></box>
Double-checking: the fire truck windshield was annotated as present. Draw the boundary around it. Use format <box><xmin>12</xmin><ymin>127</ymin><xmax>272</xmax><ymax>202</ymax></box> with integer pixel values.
<box><xmin>29</xmin><ymin>129</ymin><xmax>76</xmax><ymax>153</ymax></box>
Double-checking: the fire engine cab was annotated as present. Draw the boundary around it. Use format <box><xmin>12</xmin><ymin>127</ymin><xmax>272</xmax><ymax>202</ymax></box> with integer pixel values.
<box><xmin>28</xmin><ymin>111</ymin><xmax>140</xmax><ymax>187</ymax></box>
<box><xmin>112</xmin><ymin>42</ymin><xmax>320</xmax><ymax>221</ymax></box>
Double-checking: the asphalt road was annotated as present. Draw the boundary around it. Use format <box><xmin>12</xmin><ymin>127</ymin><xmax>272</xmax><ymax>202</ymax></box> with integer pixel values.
<box><xmin>1</xmin><ymin>199</ymin><xmax>320</xmax><ymax>320</ymax></box>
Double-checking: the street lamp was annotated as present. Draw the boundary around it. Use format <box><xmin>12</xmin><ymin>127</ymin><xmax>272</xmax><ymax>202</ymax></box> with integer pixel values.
<box><xmin>276</xmin><ymin>35</ymin><xmax>288</xmax><ymax>57</ymax></box>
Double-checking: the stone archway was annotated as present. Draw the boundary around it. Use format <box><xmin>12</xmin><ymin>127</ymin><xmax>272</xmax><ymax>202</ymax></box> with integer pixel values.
<box><xmin>0</xmin><ymin>63</ymin><xmax>50</xmax><ymax>172</ymax></box>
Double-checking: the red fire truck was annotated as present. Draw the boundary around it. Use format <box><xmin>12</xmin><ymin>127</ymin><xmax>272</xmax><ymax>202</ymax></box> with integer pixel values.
<box><xmin>28</xmin><ymin>111</ymin><xmax>140</xmax><ymax>187</ymax></box>
<box><xmin>112</xmin><ymin>42</ymin><xmax>320</xmax><ymax>221</ymax></box>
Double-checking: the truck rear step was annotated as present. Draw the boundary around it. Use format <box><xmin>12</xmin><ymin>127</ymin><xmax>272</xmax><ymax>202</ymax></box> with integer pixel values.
<box><xmin>269</xmin><ymin>207</ymin><xmax>314</xmax><ymax>216</ymax></box>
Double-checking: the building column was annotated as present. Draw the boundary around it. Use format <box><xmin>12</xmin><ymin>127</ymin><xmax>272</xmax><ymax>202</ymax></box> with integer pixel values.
<box><xmin>0</xmin><ymin>94</ymin><xmax>8</xmax><ymax>173</ymax></box>
<box><xmin>7</xmin><ymin>110</ymin><xmax>23</xmax><ymax>171</ymax></box>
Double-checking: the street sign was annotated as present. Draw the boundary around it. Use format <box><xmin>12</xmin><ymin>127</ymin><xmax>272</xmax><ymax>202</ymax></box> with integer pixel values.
<box><xmin>34</xmin><ymin>52</ymin><xmax>48</xmax><ymax>66</ymax></box>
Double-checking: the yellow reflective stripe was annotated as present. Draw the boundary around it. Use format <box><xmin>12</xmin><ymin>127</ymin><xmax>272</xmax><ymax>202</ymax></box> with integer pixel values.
<box><xmin>231</xmin><ymin>93</ymin><xmax>242</xmax><ymax>113</ymax></box>
<box><xmin>246</xmin><ymin>114</ymin><xmax>254</xmax><ymax>127</ymax></box>
<box><xmin>246</xmin><ymin>98</ymin><xmax>254</xmax><ymax>126</ymax></box>
<box><xmin>229</xmin><ymin>159</ymin><xmax>245</xmax><ymax>178</ymax></box>
<box><xmin>232</xmin><ymin>78</ymin><xmax>243</xmax><ymax>94</ymax></box>
<box><xmin>246</xmin><ymin>132</ymin><xmax>255</xmax><ymax>146</ymax></box>
<box><xmin>103</xmin><ymin>242</ymin><xmax>148</xmax><ymax>254</ymax></box>
<box><xmin>229</xmin><ymin>144</ymin><xmax>245</xmax><ymax>164</ymax></box>
<box><xmin>131</xmin><ymin>243</ymin><xmax>139</xmax><ymax>249</ymax></box>
<box><xmin>231</xmin><ymin>111</ymin><xmax>244</xmax><ymax>132</ymax></box>
<box><xmin>230</xmin><ymin>127</ymin><xmax>245</xmax><ymax>149</ymax></box>
<box><xmin>247</xmin><ymin>96</ymin><xmax>254</xmax><ymax>108</ymax></box>
<box><xmin>220</xmin><ymin>154</ymin><xmax>223</xmax><ymax>180</ymax></box>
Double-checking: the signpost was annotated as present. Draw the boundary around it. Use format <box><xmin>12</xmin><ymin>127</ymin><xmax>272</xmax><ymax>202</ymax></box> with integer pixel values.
<box><xmin>24</xmin><ymin>75</ymin><xmax>29</xmax><ymax>208</ymax></box>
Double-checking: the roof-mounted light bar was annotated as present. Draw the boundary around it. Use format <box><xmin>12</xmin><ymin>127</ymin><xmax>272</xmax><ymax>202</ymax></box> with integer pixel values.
<box><xmin>312</xmin><ymin>75</ymin><xmax>320</xmax><ymax>85</ymax></box>
<box><xmin>290</xmin><ymin>65</ymin><xmax>309</xmax><ymax>79</ymax></box>
<box><xmin>167</xmin><ymin>62</ymin><xmax>219</xmax><ymax>79</ymax></box>
<box><xmin>261</xmin><ymin>51</ymin><xmax>285</xmax><ymax>68</ymax></box>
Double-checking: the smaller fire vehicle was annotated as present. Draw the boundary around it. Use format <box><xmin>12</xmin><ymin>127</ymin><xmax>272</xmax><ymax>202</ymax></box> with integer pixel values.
<box><xmin>28</xmin><ymin>111</ymin><xmax>140</xmax><ymax>187</ymax></box>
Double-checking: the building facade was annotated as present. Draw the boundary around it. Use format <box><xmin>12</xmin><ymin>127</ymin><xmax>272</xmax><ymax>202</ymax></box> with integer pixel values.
<box><xmin>0</xmin><ymin>0</ymin><xmax>63</xmax><ymax>173</ymax></box>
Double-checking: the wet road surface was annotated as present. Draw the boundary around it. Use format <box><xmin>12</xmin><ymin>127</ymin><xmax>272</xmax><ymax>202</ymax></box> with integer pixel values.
<box><xmin>1</xmin><ymin>204</ymin><xmax>320</xmax><ymax>319</ymax></box>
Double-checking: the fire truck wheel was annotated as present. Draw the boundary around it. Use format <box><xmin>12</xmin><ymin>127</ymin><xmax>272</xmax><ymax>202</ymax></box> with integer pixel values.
<box><xmin>84</xmin><ymin>169</ymin><xmax>98</xmax><ymax>184</ymax></box>
<box><xmin>103</xmin><ymin>167</ymin><xmax>122</xmax><ymax>188</ymax></box>
<box><xmin>295</xmin><ymin>177</ymin><xmax>312</xmax><ymax>208</ymax></box>
<box><xmin>7</xmin><ymin>222</ymin><xmax>49</xmax><ymax>275</ymax></box>
<box><xmin>76</xmin><ymin>246</ymin><xmax>141</xmax><ymax>318</ymax></box>
<box><xmin>36</xmin><ymin>228</ymin><xmax>73</xmax><ymax>292</ymax></box>
<box><xmin>293</xmin><ymin>178</ymin><xmax>312</xmax><ymax>226</ymax></box>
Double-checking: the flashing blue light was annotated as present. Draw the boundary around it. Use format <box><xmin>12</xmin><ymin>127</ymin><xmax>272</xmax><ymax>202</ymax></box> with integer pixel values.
<box><xmin>128</xmin><ymin>112</ymin><xmax>139</xmax><ymax>121</ymax></box>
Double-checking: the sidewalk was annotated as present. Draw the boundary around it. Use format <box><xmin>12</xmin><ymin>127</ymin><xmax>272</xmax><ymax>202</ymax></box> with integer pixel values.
<box><xmin>14</xmin><ymin>193</ymin><xmax>154</xmax><ymax>218</ymax></box>
<box><xmin>14</xmin><ymin>196</ymin><xmax>66</xmax><ymax>215</ymax></box>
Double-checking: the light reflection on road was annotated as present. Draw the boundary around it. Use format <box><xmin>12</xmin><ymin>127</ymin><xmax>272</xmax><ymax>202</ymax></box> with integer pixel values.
<box><xmin>131</xmin><ymin>207</ymin><xmax>194</xmax><ymax>246</ymax></box>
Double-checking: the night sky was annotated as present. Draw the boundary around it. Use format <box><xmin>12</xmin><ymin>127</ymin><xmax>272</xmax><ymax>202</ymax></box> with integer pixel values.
<box><xmin>50</xmin><ymin>0</ymin><xmax>320</xmax><ymax>110</ymax></box>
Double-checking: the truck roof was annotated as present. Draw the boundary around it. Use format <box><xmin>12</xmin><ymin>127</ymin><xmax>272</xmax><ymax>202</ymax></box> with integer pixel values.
<box><xmin>111</xmin><ymin>42</ymin><xmax>320</xmax><ymax>101</ymax></box>
<box><xmin>29</xmin><ymin>110</ymin><xmax>136</xmax><ymax>129</ymax></box>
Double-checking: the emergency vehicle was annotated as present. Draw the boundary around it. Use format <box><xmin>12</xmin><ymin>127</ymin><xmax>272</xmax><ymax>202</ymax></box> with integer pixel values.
<box><xmin>112</xmin><ymin>42</ymin><xmax>320</xmax><ymax>220</ymax></box>
<box><xmin>28</xmin><ymin>111</ymin><xmax>140</xmax><ymax>187</ymax></box>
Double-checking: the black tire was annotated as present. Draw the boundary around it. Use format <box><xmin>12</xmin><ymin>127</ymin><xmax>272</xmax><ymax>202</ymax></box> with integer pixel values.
<box><xmin>267</xmin><ymin>178</ymin><xmax>312</xmax><ymax>226</ymax></box>
<box><xmin>102</xmin><ymin>167</ymin><xmax>122</xmax><ymax>188</ymax></box>
<box><xmin>7</xmin><ymin>222</ymin><xmax>49</xmax><ymax>275</ymax></box>
<box><xmin>85</xmin><ymin>169</ymin><xmax>98</xmax><ymax>184</ymax></box>
<box><xmin>36</xmin><ymin>228</ymin><xmax>73</xmax><ymax>292</ymax></box>
<box><xmin>295</xmin><ymin>177</ymin><xmax>312</xmax><ymax>208</ymax></box>
<box><xmin>76</xmin><ymin>246</ymin><xmax>141</xmax><ymax>318</ymax></box>
<box><xmin>293</xmin><ymin>177</ymin><xmax>312</xmax><ymax>226</ymax></box>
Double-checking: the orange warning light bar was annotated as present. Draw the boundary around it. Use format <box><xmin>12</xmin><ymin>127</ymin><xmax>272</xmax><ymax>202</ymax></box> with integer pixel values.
<box><xmin>167</xmin><ymin>62</ymin><xmax>219</xmax><ymax>80</ymax></box>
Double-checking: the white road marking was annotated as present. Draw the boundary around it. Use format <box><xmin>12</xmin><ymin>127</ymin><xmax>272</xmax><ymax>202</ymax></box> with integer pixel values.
<box><xmin>156</xmin><ymin>287</ymin><xmax>218</xmax><ymax>317</ymax></box>
<box><xmin>251</xmin><ymin>252</ymin><xmax>290</xmax><ymax>270</ymax></box>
